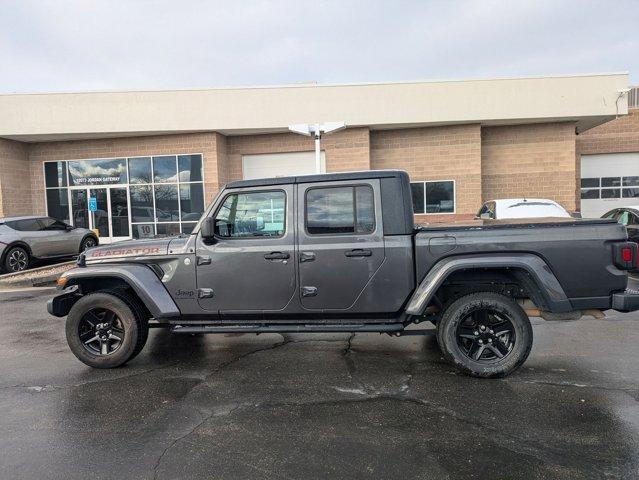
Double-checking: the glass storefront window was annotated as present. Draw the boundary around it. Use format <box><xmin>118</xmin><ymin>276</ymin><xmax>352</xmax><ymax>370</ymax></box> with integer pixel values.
<box><xmin>179</xmin><ymin>183</ymin><xmax>205</xmax><ymax>221</ymax></box>
<box><xmin>44</xmin><ymin>154</ymin><xmax>204</xmax><ymax>239</ymax></box>
<box><xmin>156</xmin><ymin>223</ymin><xmax>180</xmax><ymax>237</ymax></box>
<box><xmin>153</xmin><ymin>156</ymin><xmax>177</xmax><ymax>183</ymax></box>
<box><xmin>154</xmin><ymin>184</ymin><xmax>179</xmax><ymax>222</ymax></box>
<box><xmin>181</xmin><ymin>222</ymin><xmax>197</xmax><ymax>234</ymax></box>
<box><xmin>44</xmin><ymin>162</ymin><xmax>68</xmax><ymax>188</ymax></box>
<box><xmin>128</xmin><ymin>157</ymin><xmax>152</xmax><ymax>184</ymax></box>
<box><xmin>46</xmin><ymin>189</ymin><xmax>70</xmax><ymax>224</ymax></box>
<box><xmin>130</xmin><ymin>185</ymin><xmax>154</xmax><ymax>222</ymax></box>
<box><xmin>178</xmin><ymin>155</ymin><xmax>203</xmax><ymax>182</ymax></box>
<box><xmin>68</xmin><ymin>158</ymin><xmax>127</xmax><ymax>186</ymax></box>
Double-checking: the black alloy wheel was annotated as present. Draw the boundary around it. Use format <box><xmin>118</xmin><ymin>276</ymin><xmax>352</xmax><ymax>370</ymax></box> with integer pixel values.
<box><xmin>436</xmin><ymin>292</ymin><xmax>533</xmax><ymax>378</ymax></box>
<box><xmin>456</xmin><ymin>309</ymin><xmax>516</xmax><ymax>362</ymax></box>
<box><xmin>78</xmin><ymin>308</ymin><xmax>125</xmax><ymax>356</ymax></box>
<box><xmin>66</xmin><ymin>291</ymin><xmax>149</xmax><ymax>368</ymax></box>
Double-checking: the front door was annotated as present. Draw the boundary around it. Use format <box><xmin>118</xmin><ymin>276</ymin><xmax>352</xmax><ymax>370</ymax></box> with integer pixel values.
<box><xmin>71</xmin><ymin>187</ymin><xmax>130</xmax><ymax>244</ymax></box>
<box><xmin>195</xmin><ymin>185</ymin><xmax>296</xmax><ymax>313</ymax></box>
<box><xmin>296</xmin><ymin>180</ymin><xmax>385</xmax><ymax>311</ymax></box>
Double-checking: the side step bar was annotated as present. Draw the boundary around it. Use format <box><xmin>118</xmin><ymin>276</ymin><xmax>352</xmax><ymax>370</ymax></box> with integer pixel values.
<box><xmin>170</xmin><ymin>323</ymin><xmax>405</xmax><ymax>334</ymax></box>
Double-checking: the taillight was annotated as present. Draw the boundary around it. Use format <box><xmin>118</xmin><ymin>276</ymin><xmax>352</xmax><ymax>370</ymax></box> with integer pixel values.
<box><xmin>613</xmin><ymin>242</ymin><xmax>638</xmax><ymax>270</ymax></box>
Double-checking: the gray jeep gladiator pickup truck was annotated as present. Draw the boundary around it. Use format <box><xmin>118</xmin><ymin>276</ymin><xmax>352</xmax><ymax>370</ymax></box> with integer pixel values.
<box><xmin>48</xmin><ymin>170</ymin><xmax>639</xmax><ymax>377</ymax></box>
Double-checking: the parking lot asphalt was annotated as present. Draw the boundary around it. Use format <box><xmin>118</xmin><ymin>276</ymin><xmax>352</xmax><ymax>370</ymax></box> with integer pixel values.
<box><xmin>0</xmin><ymin>288</ymin><xmax>638</xmax><ymax>480</ymax></box>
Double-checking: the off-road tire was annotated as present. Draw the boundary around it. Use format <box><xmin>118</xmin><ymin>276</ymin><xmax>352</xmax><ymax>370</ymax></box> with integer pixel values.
<box><xmin>436</xmin><ymin>292</ymin><xmax>533</xmax><ymax>378</ymax></box>
<box><xmin>66</xmin><ymin>291</ymin><xmax>148</xmax><ymax>368</ymax></box>
<box><xmin>3</xmin><ymin>246</ymin><xmax>30</xmax><ymax>273</ymax></box>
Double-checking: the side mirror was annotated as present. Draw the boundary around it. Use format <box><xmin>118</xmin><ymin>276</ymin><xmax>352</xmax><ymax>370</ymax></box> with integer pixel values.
<box><xmin>65</xmin><ymin>224</ymin><xmax>75</xmax><ymax>231</ymax></box>
<box><xmin>200</xmin><ymin>217</ymin><xmax>216</xmax><ymax>242</ymax></box>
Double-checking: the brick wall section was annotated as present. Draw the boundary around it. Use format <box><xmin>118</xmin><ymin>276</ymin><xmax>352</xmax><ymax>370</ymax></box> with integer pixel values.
<box><xmin>27</xmin><ymin>133</ymin><xmax>224</xmax><ymax>215</ymax></box>
<box><xmin>0</xmin><ymin>138</ymin><xmax>32</xmax><ymax>216</ymax></box>
<box><xmin>577</xmin><ymin>108</ymin><xmax>639</xmax><ymax>155</ymax></box>
<box><xmin>370</xmin><ymin>125</ymin><xmax>482</xmax><ymax>223</ymax></box>
<box><xmin>225</xmin><ymin>128</ymin><xmax>371</xmax><ymax>182</ymax></box>
<box><xmin>481</xmin><ymin>122</ymin><xmax>578</xmax><ymax>211</ymax></box>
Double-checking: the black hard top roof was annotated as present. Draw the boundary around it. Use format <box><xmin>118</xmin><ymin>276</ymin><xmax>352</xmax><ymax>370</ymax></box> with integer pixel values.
<box><xmin>225</xmin><ymin>170</ymin><xmax>408</xmax><ymax>189</ymax></box>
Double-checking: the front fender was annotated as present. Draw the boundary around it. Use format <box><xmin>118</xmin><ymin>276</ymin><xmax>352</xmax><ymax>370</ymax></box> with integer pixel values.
<box><xmin>405</xmin><ymin>253</ymin><xmax>572</xmax><ymax>315</ymax></box>
<box><xmin>56</xmin><ymin>264</ymin><xmax>180</xmax><ymax>318</ymax></box>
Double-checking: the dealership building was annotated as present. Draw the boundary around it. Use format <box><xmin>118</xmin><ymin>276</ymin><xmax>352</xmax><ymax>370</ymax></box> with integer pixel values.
<box><xmin>0</xmin><ymin>73</ymin><xmax>637</xmax><ymax>243</ymax></box>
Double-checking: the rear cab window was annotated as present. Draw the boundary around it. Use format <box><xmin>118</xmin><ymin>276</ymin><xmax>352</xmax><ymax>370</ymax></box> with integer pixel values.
<box><xmin>305</xmin><ymin>185</ymin><xmax>375</xmax><ymax>235</ymax></box>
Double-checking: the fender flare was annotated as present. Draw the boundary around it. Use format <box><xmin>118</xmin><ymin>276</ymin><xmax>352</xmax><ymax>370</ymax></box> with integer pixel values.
<box><xmin>59</xmin><ymin>264</ymin><xmax>180</xmax><ymax>318</ymax></box>
<box><xmin>405</xmin><ymin>253</ymin><xmax>572</xmax><ymax>315</ymax></box>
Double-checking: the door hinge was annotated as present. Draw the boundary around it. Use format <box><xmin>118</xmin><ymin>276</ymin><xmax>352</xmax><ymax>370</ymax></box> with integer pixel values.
<box><xmin>197</xmin><ymin>288</ymin><xmax>214</xmax><ymax>299</ymax></box>
<box><xmin>301</xmin><ymin>286</ymin><xmax>318</xmax><ymax>297</ymax></box>
<box><xmin>196</xmin><ymin>255</ymin><xmax>211</xmax><ymax>266</ymax></box>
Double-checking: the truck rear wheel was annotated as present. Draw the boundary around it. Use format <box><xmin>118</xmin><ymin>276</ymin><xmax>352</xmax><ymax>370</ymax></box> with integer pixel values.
<box><xmin>65</xmin><ymin>292</ymin><xmax>148</xmax><ymax>369</ymax></box>
<box><xmin>436</xmin><ymin>292</ymin><xmax>533</xmax><ymax>378</ymax></box>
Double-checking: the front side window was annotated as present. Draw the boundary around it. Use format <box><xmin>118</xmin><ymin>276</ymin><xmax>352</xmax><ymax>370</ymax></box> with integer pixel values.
<box><xmin>410</xmin><ymin>181</ymin><xmax>455</xmax><ymax>214</ymax></box>
<box><xmin>306</xmin><ymin>185</ymin><xmax>375</xmax><ymax>235</ymax></box>
<box><xmin>214</xmin><ymin>191</ymin><xmax>286</xmax><ymax>238</ymax></box>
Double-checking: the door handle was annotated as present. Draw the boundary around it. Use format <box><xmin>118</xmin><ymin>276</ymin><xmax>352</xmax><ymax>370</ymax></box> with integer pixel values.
<box><xmin>264</xmin><ymin>252</ymin><xmax>290</xmax><ymax>260</ymax></box>
<box><xmin>299</xmin><ymin>251</ymin><xmax>315</xmax><ymax>263</ymax></box>
<box><xmin>345</xmin><ymin>249</ymin><xmax>372</xmax><ymax>257</ymax></box>
<box><xmin>301</xmin><ymin>286</ymin><xmax>318</xmax><ymax>297</ymax></box>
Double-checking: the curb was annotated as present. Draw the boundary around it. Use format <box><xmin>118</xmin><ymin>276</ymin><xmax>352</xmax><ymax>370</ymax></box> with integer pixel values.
<box><xmin>0</xmin><ymin>261</ymin><xmax>75</xmax><ymax>289</ymax></box>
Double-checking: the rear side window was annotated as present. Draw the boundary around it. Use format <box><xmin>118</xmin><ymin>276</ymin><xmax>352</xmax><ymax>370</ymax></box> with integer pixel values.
<box><xmin>39</xmin><ymin>217</ymin><xmax>68</xmax><ymax>230</ymax></box>
<box><xmin>6</xmin><ymin>219</ymin><xmax>41</xmax><ymax>231</ymax></box>
<box><xmin>305</xmin><ymin>185</ymin><xmax>375</xmax><ymax>235</ymax></box>
<box><xmin>214</xmin><ymin>190</ymin><xmax>286</xmax><ymax>238</ymax></box>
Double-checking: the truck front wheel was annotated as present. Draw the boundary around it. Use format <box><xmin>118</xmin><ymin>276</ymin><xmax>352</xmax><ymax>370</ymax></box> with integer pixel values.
<box><xmin>436</xmin><ymin>292</ymin><xmax>533</xmax><ymax>378</ymax></box>
<box><xmin>65</xmin><ymin>292</ymin><xmax>148</xmax><ymax>368</ymax></box>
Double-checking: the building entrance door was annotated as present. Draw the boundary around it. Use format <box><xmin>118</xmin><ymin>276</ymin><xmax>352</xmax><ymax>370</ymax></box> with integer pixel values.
<box><xmin>70</xmin><ymin>186</ymin><xmax>131</xmax><ymax>244</ymax></box>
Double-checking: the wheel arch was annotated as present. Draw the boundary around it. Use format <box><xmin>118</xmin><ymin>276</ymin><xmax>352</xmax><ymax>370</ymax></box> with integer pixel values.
<box><xmin>405</xmin><ymin>253</ymin><xmax>572</xmax><ymax>316</ymax></box>
<box><xmin>58</xmin><ymin>264</ymin><xmax>179</xmax><ymax>319</ymax></box>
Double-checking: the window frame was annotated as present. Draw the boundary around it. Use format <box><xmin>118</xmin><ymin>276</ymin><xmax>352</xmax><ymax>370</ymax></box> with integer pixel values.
<box><xmin>209</xmin><ymin>188</ymin><xmax>288</xmax><ymax>240</ymax></box>
<box><xmin>409</xmin><ymin>180</ymin><xmax>456</xmax><ymax>215</ymax></box>
<box><xmin>303</xmin><ymin>183</ymin><xmax>376</xmax><ymax>237</ymax></box>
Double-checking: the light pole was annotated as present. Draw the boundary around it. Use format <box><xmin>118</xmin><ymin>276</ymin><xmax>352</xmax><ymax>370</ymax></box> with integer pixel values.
<box><xmin>288</xmin><ymin>122</ymin><xmax>346</xmax><ymax>173</ymax></box>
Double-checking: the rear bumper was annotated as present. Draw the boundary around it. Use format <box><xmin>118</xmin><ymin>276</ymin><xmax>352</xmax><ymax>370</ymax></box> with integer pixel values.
<box><xmin>611</xmin><ymin>289</ymin><xmax>639</xmax><ymax>312</ymax></box>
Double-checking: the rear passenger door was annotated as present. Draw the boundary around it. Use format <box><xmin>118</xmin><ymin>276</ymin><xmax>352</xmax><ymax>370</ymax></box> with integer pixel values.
<box><xmin>296</xmin><ymin>180</ymin><xmax>385</xmax><ymax>311</ymax></box>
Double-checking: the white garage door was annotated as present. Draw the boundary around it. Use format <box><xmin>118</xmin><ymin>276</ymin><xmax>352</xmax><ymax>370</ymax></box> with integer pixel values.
<box><xmin>242</xmin><ymin>151</ymin><xmax>326</xmax><ymax>180</ymax></box>
<box><xmin>580</xmin><ymin>152</ymin><xmax>639</xmax><ymax>218</ymax></box>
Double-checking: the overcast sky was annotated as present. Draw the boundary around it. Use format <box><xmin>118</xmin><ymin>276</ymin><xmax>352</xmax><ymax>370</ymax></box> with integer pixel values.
<box><xmin>1</xmin><ymin>0</ymin><xmax>637</xmax><ymax>94</ymax></box>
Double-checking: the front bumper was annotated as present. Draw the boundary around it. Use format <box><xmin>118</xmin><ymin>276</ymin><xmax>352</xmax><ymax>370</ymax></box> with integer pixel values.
<box><xmin>47</xmin><ymin>286</ymin><xmax>81</xmax><ymax>317</ymax></box>
<box><xmin>611</xmin><ymin>289</ymin><xmax>639</xmax><ymax>312</ymax></box>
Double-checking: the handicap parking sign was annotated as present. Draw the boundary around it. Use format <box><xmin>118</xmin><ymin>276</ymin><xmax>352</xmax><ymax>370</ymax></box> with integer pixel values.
<box><xmin>88</xmin><ymin>197</ymin><xmax>97</xmax><ymax>212</ymax></box>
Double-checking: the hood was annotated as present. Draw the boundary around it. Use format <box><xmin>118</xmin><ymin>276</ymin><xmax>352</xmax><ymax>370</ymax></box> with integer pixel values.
<box><xmin>84</xmin><ymin>237</ymin><xmax>176</xmax><ymax>262</ymax></box>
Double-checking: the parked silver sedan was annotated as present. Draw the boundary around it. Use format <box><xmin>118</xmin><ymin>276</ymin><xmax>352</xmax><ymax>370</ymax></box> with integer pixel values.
<box><xmin>0</xmin><ymin>216</ymin><xmax>98</xmax><ymax>273</ymax></box>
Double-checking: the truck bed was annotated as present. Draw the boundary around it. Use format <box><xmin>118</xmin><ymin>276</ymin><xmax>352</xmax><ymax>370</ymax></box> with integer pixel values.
<box><xmin>414</xmin><ymin>217</ymin><xmax>627</xmax><ymax>301</ymax></box>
